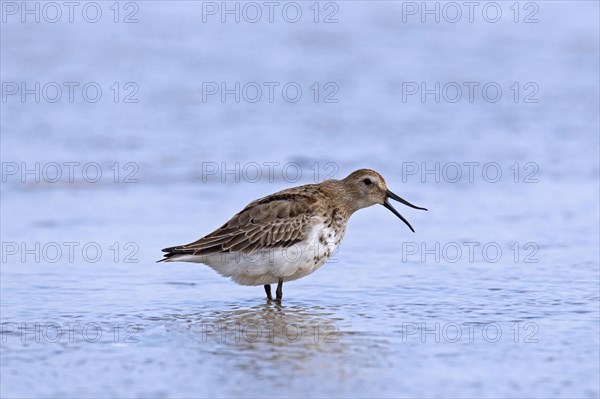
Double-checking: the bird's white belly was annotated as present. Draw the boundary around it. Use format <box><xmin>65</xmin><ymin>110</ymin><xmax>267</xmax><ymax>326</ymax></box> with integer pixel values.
<box><xmin>176</xmin><ymin>221</ymin><xmax>344</xmax><ymax>286</ymax></box>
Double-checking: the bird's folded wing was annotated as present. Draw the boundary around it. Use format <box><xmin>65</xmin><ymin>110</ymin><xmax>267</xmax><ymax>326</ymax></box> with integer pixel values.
<box><xmin>162</xmin><ymin>193</ymin><xmax>317</xmax><ymax>256</ymax></box>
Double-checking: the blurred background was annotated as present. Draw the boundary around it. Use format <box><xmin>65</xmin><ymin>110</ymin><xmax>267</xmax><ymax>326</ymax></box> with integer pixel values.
<box><xmin>1</xmin><ymin>1</ymin><xmax>599</xmax><ymax>398</ymax></box>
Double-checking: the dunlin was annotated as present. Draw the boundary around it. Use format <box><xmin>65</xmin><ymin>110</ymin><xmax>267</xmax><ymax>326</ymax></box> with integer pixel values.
<box><xmin>159</xmin><ymin>169</ymin><xmax>427</xmax><ymax>302</ymax></box>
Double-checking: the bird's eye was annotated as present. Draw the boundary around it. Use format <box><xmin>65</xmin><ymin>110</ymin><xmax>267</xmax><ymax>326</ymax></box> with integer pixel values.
<box><xmin>363</xmin><ymin>178</ymin><xmax>373</xmax><ymax>185</ymax></box>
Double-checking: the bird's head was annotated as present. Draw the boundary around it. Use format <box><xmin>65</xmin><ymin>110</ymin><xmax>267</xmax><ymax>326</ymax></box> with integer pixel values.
<box><xmin>341</xmin><ymin>168</ymin><xmax>428</xmax><ymax>232</ymax></box>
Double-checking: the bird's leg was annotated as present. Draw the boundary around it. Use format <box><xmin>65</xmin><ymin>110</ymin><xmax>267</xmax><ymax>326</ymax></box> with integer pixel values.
<box><xmin>275</xmin><ymin>278</ymin><xmax>283</xmax><ymax>302</ymax></box>
<box><xmin>264</xmin><ymin>284</ymin><xmax>273</xmax><ymax>300</ymax></box>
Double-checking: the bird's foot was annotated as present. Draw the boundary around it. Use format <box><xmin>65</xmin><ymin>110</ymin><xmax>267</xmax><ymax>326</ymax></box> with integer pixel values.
<box><xmin>275</xmin><ymin>278</ymin><xmax>283</xmax><ymax>302</ymax></box>
<box><xmin>264</xmin><ymin>284</ymin><xmax>273</xmax><ymax>301</ymax></box>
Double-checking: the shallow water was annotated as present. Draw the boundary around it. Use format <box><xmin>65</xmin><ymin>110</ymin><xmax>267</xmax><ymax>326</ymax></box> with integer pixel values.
<box><xmin>1</xmin><ymin>1</ymin><xmax>599</xmax><ymax>398</ymax></box>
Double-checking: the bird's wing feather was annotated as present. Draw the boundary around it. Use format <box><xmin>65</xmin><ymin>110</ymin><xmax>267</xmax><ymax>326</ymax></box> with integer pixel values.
<box><xmin>161</xmin><ymin>191</ymin><xmax>319</xmax><ymax>258</ymax></box>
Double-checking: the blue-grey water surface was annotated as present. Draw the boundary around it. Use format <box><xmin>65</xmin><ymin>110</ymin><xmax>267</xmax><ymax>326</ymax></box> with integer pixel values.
<box><xmin>1</xmin><ymin>1</ymin><xmax>599</xmax><ymax>398</ymax></box>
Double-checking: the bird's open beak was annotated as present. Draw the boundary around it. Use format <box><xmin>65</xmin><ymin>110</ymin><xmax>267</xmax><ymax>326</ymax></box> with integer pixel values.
<box><xmin>383</xmin><ymin>189</ymin><xmax>428</xmax><ymax>233</ymax></box>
